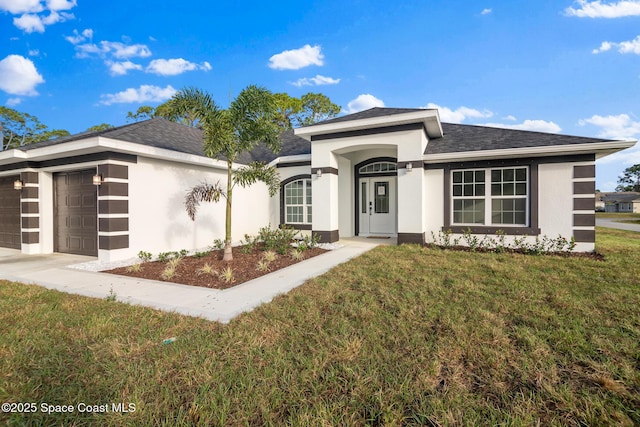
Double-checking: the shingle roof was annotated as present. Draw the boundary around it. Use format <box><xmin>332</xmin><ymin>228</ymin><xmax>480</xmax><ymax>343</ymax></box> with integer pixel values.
<box><xmin>313</xmin><ymin>107</ymin><xmax>430</xmax><ymax>125</ymax></box>
<box><xmin>425</xmin><ymin>123</ymin><xmax>612</xmax><ymax>155</ymax></box>
<box><xmin>602</xmin><ymin>192</ymin><xmax>640</xmax><ymax>203</ymax></box>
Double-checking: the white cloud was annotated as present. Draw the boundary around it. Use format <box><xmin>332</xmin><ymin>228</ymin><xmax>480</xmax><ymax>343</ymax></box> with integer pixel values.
<box><xmin>291</xmin><ymin>74</ymin><xmax>340</xmax><ymax>87</ymax></box>
<box><xmin>0</xmin><ymin>54</ymin><xmax>44</xmax><ymax>96</ymax></box>
<box><xmin>425</xmin><ymin>103</ymin><xmax>493</xmax><ymax>123</ymax></box>
<box><xmin>65</xmin><ymin>28</ymin><xmax>93</xmax><ymax>44</ymax></box>
<box><xmin>46</xmin><ymin>0</ymin><xmax>76</xmax><ymax>11</ymax></box>
<box><xmin>503</xmin><ymin>115</ymin><xmax>517</xmax><ymax>121</ymax></box>
<box><xmin>28</xmin><ymin>49</ymin><xmax>39</xmax><ymax>56</ymax></box>
<box><xmin>565</xmin><ymin>0</ymin><xmax>640</xmax><ymax>18</ymax></box>
<box><xmin>481</xmin><ymin>120</ymin><xmax>562</xmax><ymax>133</ymax></box>
<box><xmin>145</xmin><ymin>58</ymin><xmax>211</xmax><ymax>76</ymax></box>
<box><xmin>99</xmin><ymin>84</ymin><xmax>177</xmax><ymax>105</ymax></box>
<box><xmin>268</xmin><ymin>44</ymin><xmax>324</xmax><ymax>70</ymax></box>
<box><xmin>73</xmin><ymin>40</ymin><xmax>152</xmax><ymax>59</ymax></box>
<box><xmin>0</xmin><ymin>0</ymin><xmax>43</xmax><ymax>14</ymax></box>
<box><xmin>593</xmin><ymin>35</ymin><xmax>640</xmax><ymax>54</ymax></box>
<box><xmin>578</xmin><ymin>113</ymin><xmax>640</xmax><ymax>139</ymax></box>
<box><xmin>481</xmin><ymin>8</ymin><xmax>492</xmax><ymax>15</ymax></box>
<box><xmin>106</xmin><ymin>60</ymin><xmax>143</xmax><ymax>76</ymax></box>
<box><xmin>6</xmin><ymin>97</ymin><xmax>22</xmax><ymax>107</ymax></box>
<box><xmin>345</xmin><ymin>94</ymin><xmax>385</xmax><ymax>114</ymax></box>
<box><xmin>3</xmin><ymin>0</ymin><xmax>75</xmax><ymax>32</ymax></box>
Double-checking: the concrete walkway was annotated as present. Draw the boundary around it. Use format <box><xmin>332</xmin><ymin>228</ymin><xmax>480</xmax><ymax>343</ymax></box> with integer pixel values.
<box><xmin>596</xmin><ymin>218</ymin><xmax>640</xmax><ymax>233</ymax></box>
<box><xmin>0</xmin><ymin>239</ymin><xmax>380</xmax><ymax>323</ymax></box>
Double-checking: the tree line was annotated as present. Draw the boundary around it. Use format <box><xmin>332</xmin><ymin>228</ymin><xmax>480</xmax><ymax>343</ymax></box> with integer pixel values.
<box><xmin>0</xmin><ymin>92</ymin><xmax>339</xmax><ymax>152</ymax></box>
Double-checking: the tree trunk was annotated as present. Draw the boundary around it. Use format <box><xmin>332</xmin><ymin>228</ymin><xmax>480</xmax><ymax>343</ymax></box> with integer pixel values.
<box><xmin>223</xmin><ymin>160</ymin><xmax>233</xmax><ymax>262</ymax></box>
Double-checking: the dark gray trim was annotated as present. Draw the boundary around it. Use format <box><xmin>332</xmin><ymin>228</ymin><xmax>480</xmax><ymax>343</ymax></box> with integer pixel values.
<box><xmin>574</xmin><ymin>165</ymin><xmax>595</xmax><ymax>179</ymax></box>
<box><xmin>21</xmin><ymin>201</ymin><xmax>39</xmax><ymax>214</ymax></box>
<box><xmin>574</xmin><ymin>214</ymin><xmax>595</xmax><ymax>227</ymax></box>
<box><xmin>99</xmin><ymin>218</ymin><xmax>129</xmax><ymax>232</ymax></box>
<box><xmin>98</xmin><ymin>199</ymin><xmax>128</xmax><ymax>214</ymax></box>
<box><xmin>574</xmin><ymin>229</ymin><xmax>595</xmax><ymax>243</ymax></box>
<box><xmin>574</xmin><ymin>181</ymin><xmax>595</xmax><ymax>195</ymax></box>
<box><xmin>398</xmin><ymin>232</ymin><xmax>425</xmax><ymax>245</ymax></box>
<box><xmin>398</xmin><ymin>160</ymin><xmax>423</xmax><ymax>169</ymax></box>
<box><xmin>310</xmin><ymin>123</ymin><xmax>425</xmax><ymax>142</ymax></box>
<box><xmin>444</xmin><ymin>226</ymin><xmax>541</xmax><ymax>236</ymax></box>
<box><xmin>98</xmin><ymin>182</ymin><xmax>128</xmax><ymax>197</ymax></box>
<box><xmin>21</xmin><ymin>186</ymin><xmax>38</xmax><ymax>198</ymax></box>
<box><xmin>0</xmin><ymin>152</ymin><xmax>136</xmax><ymax>172</ymax></box>
<box><xmin>424</xmin><ymin>154</ymin><xmax>596</xmax><ymax>170</ymax></box>
<box><xmin>574</xmin><ymin>198</ymin><xmax>595</xmax><ymax>211</ymax></box>
<box><xmin>22</xmin><ymin>231</ymin><xmax>39</xmax><ymax>244</ymax></box>
<box><xmin>22</xmin><ymin>217</ymin><xmax>39</xmax><ymax>228</ymax></box>
<box><xmin>97</xmin><ymin>163</ymin><xmax>129</xmax><ymax>179</ymax></box>
<box><xmin>313</xmin><ymin>229</ymin><xmax>339</xmax><ymax>243</ymax></box>
<box><xmin>443</xmin><ymin>161</ymin><xmax>540</xmax><ymax>235</ymax></box>
<box><xmin>354</xmin><ymin>157</ymin><xmax>397</xmax><ymax>236</ymax></box>
<box><xmin>311</xmin><ymin>167</ymin><xmax>338</xmax><ymax>175</ymax></box>
<box><xmin>276</xmin><ymin>161</ymin><xmax>311</xmax><ymax>168</ymax></box>
<box><xmin>279</xmin><ymin>174</ymin><xmax>312</xmax><ymax>228</ymax></box>
<box><xmin>99</xmin><ymin>234</ymin><xmax>129</xmax><ymax>250</ymax></box>
<box><xmin>21</xmin><ymin>171</ymin><xmax>38</xmax><ymax>183</ymax></box>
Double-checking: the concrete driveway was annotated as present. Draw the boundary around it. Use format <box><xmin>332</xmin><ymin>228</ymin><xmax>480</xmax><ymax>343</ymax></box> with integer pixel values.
<box><xmin>0</xmin><ymin>240</ymin><xmax>378</xmax><ymax>323</ymax></box>
<box><xmin>596</xmin><ymin>218</ymin><xmax>640</xmax><ymax>233</ymax></box>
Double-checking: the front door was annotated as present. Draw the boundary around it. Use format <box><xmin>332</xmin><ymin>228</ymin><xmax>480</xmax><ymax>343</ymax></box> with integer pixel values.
<box><xmin>359</xmin><ymin>177</ymin><xmax>396</xmax><ymax>235</ymax></box>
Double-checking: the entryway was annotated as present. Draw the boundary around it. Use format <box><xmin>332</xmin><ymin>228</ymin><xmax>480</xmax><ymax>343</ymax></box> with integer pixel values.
<box><xmin>358</xmin><ymin>176</ymin><xmax>397</xmax><ymax>236</ymax></box>
<box><xmin>54</xmin><ymin>170</ymin><xmax>98</xmax><ymax>256</ymax></box>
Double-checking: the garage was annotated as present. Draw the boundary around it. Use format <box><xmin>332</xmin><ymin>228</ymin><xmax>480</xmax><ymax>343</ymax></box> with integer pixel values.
<box><xmin>0</xmin><ymin>175</ymin><xmax>21</xmax><ymax>249</ymax></box>
<box><xmin>54</xmin><ymin>170</ymin><xmax>98</xmax><ymax>256</ymax></box>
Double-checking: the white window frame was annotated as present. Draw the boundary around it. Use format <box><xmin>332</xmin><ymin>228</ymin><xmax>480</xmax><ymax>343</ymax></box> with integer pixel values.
<box><xmin>451</xmin><ymin>166</ymin><xmax>529</xmax><ymax>227</ymax></box>
<box><xmin>284</xmin><ymin>179</ymin><xmax>312</xmax><ymax>225</ymax></box>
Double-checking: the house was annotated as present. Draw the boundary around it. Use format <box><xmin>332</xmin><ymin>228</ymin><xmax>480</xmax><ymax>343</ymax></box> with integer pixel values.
<box><xmin>602</xmin><ymin>192</ymin><xmax>640</xmax><ymax>213</ymax></box>
<box><xmin>0</xmin><ymin>107</ymin><xmax>635</xmax><ymax>261</ymax></box>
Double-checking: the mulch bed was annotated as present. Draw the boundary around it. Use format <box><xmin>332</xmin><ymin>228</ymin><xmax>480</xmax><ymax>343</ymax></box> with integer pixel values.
<box><xmin>104</xmin><ymin>245</ymin><xmax>328</xmax><ymax>290</ymax></box>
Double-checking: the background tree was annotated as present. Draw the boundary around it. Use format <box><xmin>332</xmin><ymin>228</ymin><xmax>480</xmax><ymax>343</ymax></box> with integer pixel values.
<box><xmin>615</xmin><ymin>164</ymin><xmax>640</xmax><ymax>192</ymax></box>
<box><xmin>0</xmin><ymin>107</ymin><xmax>68</xmax><ymax>150</ymax></box>
<box><xmin>86</xmin><ymin>123</ymin><xmax>114</xmax><ymax>132</ymax></box>
<box><xmin>172</xmin><ymin>86</ymin><xmax>282</xmax><ymax>261</ymax></box>
<box><xmin>126</xmin><ymin>101</ymin><xmax>199</xmax><ymax>128</ymax></box>
<box><xmin>273</xmin><ymin>92</ymin><xmax>340</xmax><ymax>129</ymax></box>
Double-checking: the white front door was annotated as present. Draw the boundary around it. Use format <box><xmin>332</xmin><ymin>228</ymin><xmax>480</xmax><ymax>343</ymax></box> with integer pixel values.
<box><xmin>359</xmin><ymin>177</ymin><xmax>396</xmax><ymax>235</ymax></box>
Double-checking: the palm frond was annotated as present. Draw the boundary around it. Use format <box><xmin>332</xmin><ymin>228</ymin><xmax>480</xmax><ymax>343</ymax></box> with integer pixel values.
<box><xmin>233</xmin><ymin>162</ymin><xmax>280</xmax><ymax>197</ymax></box>
<box><xmin>184</xmin><ymin>182</ymin><xmax>226</xmax><ymax>220</ymax></box>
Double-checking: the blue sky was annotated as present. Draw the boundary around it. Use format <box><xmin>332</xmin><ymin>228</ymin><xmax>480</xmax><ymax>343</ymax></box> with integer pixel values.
<box><xmin>1</xmin><ymin>0</ymin><xmax>639</xmax><ymax>190</ymax></box>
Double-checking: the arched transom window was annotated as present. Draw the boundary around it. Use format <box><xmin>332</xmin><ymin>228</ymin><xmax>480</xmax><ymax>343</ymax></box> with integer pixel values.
<box><xmin>358</xmin><ymin>161</ymin><xmax>397</xmax><ymax>174</ymax></box>
<box><xmin>284</xmin><ymin>179</ymin><xmax>312</xmax><ymax>224</ymax></box>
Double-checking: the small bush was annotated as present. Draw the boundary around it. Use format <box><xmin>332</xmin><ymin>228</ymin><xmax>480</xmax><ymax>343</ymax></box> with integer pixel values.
<box><xmin>137</xmin><ymin>251</ymin><xmax>152</xmax><ymax>263</ymax></box>
<box><xmin>290</xmin><ymin>250</ymin><xmax>305</xmax><ymax>261</ymax></box>
<box><xmin>196</xmin><ymin>263</ymin><xmax>216</xmax><ymax>276</ymax></box>
<box><xmin>258</xmin><ymin>225</ymin><xmax>298</xmax><ymax>254</ymax></box>
<box><xmin>262</xmin><ymin>250</ymin><xmax>277</xmax><ymax>263</ymax></box>
<box><xmin>211</xmin><ymin>239</ymin><xmax>225</xmax><ymax>251</ymax></box>
<box><xmin>256</xmin><ymin>260</ymin><xmax>271</xmax><ymax>272</ymax></box>
<box><xmin>126</xmin><ymin>263</ymin><xmax>142</xmax><ymax>273</ymax></box>
<box><xmin>193</xmin><ymin>250</ymin><xmax>210</xmax><ymax>258</ymax></box>
<box><xmin>161</xmin><ymin>265</ymin><xmax>176</xmax><ymax>280</ymax></box>
<box><xmin>219</xmin><ymin>267</ymin><xmax>235</xmax><ymax>283</ymax></box>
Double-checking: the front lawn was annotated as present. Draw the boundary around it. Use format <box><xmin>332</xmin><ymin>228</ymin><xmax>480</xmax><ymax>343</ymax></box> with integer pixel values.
<box><xmin>1</xmin><ymin>227</ymin><xmax>639</xmax><ymax>425</ymax></box>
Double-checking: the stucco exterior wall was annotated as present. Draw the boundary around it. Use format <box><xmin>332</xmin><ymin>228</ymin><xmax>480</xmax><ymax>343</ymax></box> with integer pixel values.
<box><xmin>127</xmin><ymin>156</ymin><xmax>270</xmax><ymax>260</ymax></box>
<box><xmin>424</xmin><ymin>168</ymin><xmax>444</xmax><ymax>239</ymax></box>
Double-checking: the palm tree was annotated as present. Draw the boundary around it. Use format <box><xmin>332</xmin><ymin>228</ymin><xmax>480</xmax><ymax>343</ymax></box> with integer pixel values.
<box><xmin>171</xmin><ymin>85</ymin><xmax>282</xmax><ymax>261</ymax></box>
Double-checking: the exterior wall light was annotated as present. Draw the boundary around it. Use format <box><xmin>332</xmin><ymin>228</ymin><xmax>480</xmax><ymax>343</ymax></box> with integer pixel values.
<box><xmin>406</xmin><ymin>163</ymin><xmax>413</xmax><ymax>172</ymax></box>
<box><xmin>316</xmin><ymin>169</ymin><xmax>322</xmax><ymax>178</ymax></box>
<box><xmin>13</xmin><ymin>179</ymin><xmax>23</xmax><ymax>191</ymax></box>
<box><xmin>92</xmin><ymin>174</ymin><xmax>103</xmax><ymax>186</ymax></box>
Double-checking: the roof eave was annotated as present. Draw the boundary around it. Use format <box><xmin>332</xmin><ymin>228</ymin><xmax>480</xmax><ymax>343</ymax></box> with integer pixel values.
<box><xmin>423</xmin><ymin>140</ymin><xmax>637</xmax><ymax>163</ymax></box>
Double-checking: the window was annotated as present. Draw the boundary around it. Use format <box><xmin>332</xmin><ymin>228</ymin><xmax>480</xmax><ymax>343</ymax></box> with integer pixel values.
<box><xmin>359</xmin><ymin>161</ymin><xmax>397</xmax><ymax>174</ymax></box>
<box><xmin>284</xmin><ymin>179</ymin><xmax>312</xmax><ymax>224</ymax></box>
<box><xmin>452</xmin><ymin>167</ymin><xmax>528</xmax><ymax>226</ymax></box>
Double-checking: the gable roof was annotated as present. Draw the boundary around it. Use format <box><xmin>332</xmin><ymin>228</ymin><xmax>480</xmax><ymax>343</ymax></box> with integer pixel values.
<box><xmin>314</xmin><ymin>107</ymin><xmax>430</xmax><ymax>125</ymax></box>
<box><xmin>602</xmin><ymin>192</ymin><xmax>640</xmax><ymax>203</ymax></box>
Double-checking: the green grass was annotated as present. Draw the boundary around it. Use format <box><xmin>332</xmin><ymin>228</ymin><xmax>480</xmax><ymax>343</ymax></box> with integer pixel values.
<box><xmin>1</xmin><ymin>227</ymin><xmax>639</xmax><ymax>426</ymax></box>
<box><xmin>597</xmin><ymin>212</ymin><xmax>640</xmax><ymax>219</ymax></box>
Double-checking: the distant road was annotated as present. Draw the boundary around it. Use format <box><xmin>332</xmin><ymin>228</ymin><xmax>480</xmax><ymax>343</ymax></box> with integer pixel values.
<box><xmin>596</xmin><ymin>218</ymin><xmax>640</xmax><ymax>233</ymax></box>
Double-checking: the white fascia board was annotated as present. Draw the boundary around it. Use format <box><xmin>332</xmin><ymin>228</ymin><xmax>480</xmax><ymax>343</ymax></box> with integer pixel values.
<box><xmin>268</xmin><ymin>154</ymin><xmax>311</xmax><ymax>168</ymax></box>
<box><xmin>294</xmin><ymin>110</ymin><xmax>442</xmax><ymax>140</ymax></box>
<box><xmin>423</xmin><ymin>140</ymin><xmax>637</xmax><ymax>163</ymax></box>
<box><xmin>0</xmin><ymin>148</ymin><xmax>28</xmax><ymax>165</ymax></box>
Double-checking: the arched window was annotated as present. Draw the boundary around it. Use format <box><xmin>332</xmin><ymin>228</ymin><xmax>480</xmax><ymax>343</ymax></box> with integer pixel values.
<box><xmin>358</xmin><ymin>161</ymin><xmax>397</xmax><ymax>174</ymax></box>
<box><xmin>284</xmin><ymin>178</ymin><xmax>312</xmax><ymax>225</ymax></box>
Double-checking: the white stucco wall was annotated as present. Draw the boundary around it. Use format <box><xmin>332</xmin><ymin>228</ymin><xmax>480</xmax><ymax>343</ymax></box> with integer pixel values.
<box><xmin>127</xmin><ymin>156</ymin><xmax>270</xmax><ymax>259</ymax></box>
<box><xmin>424</xmin><ymin>168</ymin><xmax>444</xmax><ymax>239</ymax></box>
<box><xmin>270</xmin><ymin>164</ymin><xmax>311</xmax><ymax>228</ymax></box>
<box><xmin>337</xmin><ymin>156</ymin><xmax>353</xmax><ymax>237</ymax></box>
